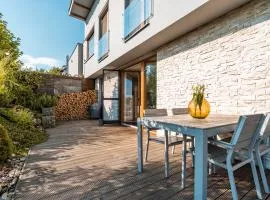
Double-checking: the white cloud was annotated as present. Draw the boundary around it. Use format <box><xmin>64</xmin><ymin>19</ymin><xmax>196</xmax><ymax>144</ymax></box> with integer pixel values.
<box><xmin>20</xmin><ymin>55</ymin><xmax>62</xmax><ymax>70</ymax></box>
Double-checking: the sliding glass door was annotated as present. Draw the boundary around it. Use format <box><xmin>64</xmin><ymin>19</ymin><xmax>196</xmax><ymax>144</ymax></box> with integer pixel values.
<box><xmin>123</xmin><ymin>71</ymin><xmax>140</xmax><ymax>125</ymax></box>
<box><xmin>102</xmin><ymin>70</ymin><xmax>120</xmax><ymax>123</ymax></box>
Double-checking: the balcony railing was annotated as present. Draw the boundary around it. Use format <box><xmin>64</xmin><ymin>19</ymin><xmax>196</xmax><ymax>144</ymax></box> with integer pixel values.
<box><xmin>124</xmin><ymin>0</ymin><xmax>152</xmax><ymax>40</ymax></box>
<box><xmin>98</xmin><ymin>32</ymin><xmax>109</xmax><ymax>61</ymax></box>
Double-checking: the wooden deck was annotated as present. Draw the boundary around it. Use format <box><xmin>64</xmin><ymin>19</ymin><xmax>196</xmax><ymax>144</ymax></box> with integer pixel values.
<box><xmin>15</xmin><ymin>120</ymin><xmax>270</xmax><ymax>200</ymax></box>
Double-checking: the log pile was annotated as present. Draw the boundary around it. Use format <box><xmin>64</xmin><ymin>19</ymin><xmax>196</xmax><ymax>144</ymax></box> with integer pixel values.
<box><xmin>55</xmin><ymin>90</ymin><xmax>97</xmax><ymax>121</ymax></box>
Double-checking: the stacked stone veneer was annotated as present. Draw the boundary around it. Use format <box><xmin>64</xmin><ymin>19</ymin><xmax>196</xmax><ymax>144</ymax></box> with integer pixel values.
<box><xmin>157</xmin><ymin>0</ymin><xmax>270</xmax><ymax>115</ymax></box>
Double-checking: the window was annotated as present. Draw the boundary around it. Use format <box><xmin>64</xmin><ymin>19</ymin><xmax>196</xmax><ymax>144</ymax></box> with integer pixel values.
<box><xmin>87</xmin><ymin>32</ymin><xmax>94</xmax><ymax>59</ymax></box>
<box><xmin>123</xmin><ymin>0</ymin><xmax>152</xmax><ymax>41</ymax></box>
<box><xmin>98</xmin><ymin>6</ymin><xmax>109</xmax><ymax>61</ymax></box>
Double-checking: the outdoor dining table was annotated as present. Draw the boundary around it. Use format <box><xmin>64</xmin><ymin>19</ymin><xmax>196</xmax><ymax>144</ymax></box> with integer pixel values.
<box><xmin>137</xmin><ymin>114</ymin><xmax>239</xmax><ymax>200</ymax></box>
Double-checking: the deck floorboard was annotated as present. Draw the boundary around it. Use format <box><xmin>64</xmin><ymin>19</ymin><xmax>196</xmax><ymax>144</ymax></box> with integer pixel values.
<box><xmin>15</xmin><ymin>120</ymin><xmax>270</xmax><ymax>200</ymax></box>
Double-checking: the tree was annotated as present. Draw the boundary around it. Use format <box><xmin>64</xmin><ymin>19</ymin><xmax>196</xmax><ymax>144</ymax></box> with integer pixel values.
<box><xmin>0</xmin><ymin>13</ymin><xmax>22</xmax><ymax>64</ymax></box>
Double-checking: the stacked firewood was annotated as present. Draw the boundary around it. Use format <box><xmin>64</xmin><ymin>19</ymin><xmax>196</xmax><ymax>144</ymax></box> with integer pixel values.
<box><xmin>55</xmin><ymin>90</ymin><xmax>97</xmax><ymax>120</ymax></box>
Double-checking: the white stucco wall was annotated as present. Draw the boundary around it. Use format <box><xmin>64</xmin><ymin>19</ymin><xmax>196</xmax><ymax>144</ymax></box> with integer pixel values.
<box><xmin>83</xmin><ymin>0</ymin><xmax>209</xmax><ymax>77</ymax></box>
<box><xmin>68</xmin><ymin>43</ymin><xmax>83</xmax><ymax>76</ymax></box>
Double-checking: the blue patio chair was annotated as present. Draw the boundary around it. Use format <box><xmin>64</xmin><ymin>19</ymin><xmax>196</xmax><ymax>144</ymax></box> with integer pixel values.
<box><xmin>144</xmin><ymin>108</ymin><xmax>169</xmax><ymax>163</ymax></box>
<box><xmin>255</xmin><ymin>113</ymin><xmax>270</xmax><ymax>194</ymax></box>
<box><xmin>208</xmin><ymin>114</ymin><xmax>265</xmax><ymax>200</ymax></box>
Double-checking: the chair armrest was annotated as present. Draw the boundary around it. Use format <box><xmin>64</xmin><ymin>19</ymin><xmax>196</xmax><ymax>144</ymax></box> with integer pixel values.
<box><xmin>208</xmin><ymin>139</ymin><xmax>234</xmax><ymax>150</ymax></box>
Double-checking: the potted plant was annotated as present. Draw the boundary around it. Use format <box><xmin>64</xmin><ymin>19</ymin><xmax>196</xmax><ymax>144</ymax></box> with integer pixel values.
<box><xmin>38</xmin><ymin>94</ymin><xmax>58</xmax><ymax>128</ymax></box>
<box><xmin>39</xmin><ymin>94</ymin><xmax>58</xmax><ymax>116</ymax></box>
<box><xmin>188</xmin><ymin>84</ymin><xmax>210</xmax><ymax>119</ymax></box>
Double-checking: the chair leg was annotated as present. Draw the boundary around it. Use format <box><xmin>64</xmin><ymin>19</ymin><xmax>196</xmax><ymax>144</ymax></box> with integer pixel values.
<box><xmin>256</xmin><ymin>150</ymin><xmax>270</xmax><ymax>194</ymax></box>
<box><xmin>181</xmin><ymin>135</ymin><xmax>187</xmax><ymax>188</ymax></box>
<box><xmin>209</xmin><ymin>162</ymin><xmax>213</xmax><ymax>175</ymax></box>
<box><xmin>226</xmin><ymin>163</ymin><xmax>238</xmax><ymax>200</ymax></box>
<box><xmin>250</xmin><ymin>156</ymin><xmax>263</xmax><ymax>200</ymax></box>
<box><xmin>144</xmin><ymin>129</ymin><xmax>150</xmax><ymax>162</ymax></box>
<box><xmin>172</xmin><ymin>145</ymin><xmax>175</xmax><ymax>155</ymax></box>
<box><xmin>213</xmin><ymin>165</ymin><xmax>216</xmax><ymax>174</ymax></box>
<box><xmin>191</xmin><ymin>137</ymin><xmax>195</xmax><ymax>168</ymax></box>
<box><xmin>164</xmin><ymin>130</ymin><xmax>169</xmax><ymax>178</ymax></box>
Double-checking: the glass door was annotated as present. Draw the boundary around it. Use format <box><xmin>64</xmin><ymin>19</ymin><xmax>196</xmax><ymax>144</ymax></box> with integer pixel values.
<box><xmin>123</xmin><ymin>71</ymin><xmax>140</xmax><ymax>125</ymax></box>
<box><xmin>102</xmin><ymin>70</ymin><xmax>120</xmax><ymax>124</ymax></box>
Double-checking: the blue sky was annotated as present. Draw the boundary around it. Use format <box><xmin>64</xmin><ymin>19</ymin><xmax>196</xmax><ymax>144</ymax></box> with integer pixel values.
<box><xmin>0</xmin><ymin>0</ymin><xmax>84</xmax><ymax>70</ymax></box>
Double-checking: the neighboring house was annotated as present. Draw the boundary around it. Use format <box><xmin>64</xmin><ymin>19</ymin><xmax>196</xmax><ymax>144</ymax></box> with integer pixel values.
<box><xmin>67</xmin><ymin>43</ymin><xmax>84</xmax><ymax>76</ymax></box>
<box><xmin>69</xmin><ymin>0</ymin><xmax>270</xmax><ymax>125</ymax></box>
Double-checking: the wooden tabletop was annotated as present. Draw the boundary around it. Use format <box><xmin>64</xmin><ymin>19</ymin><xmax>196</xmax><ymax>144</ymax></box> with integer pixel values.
<box><xmin>143</xmin><ymin>114</ymin><xmax>240</xmax><ymax>130</ymax></box>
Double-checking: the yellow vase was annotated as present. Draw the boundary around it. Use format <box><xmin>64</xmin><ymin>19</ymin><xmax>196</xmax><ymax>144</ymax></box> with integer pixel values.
<box><xmin>188</xmin><ymin>97</ymin><xmax>210</xmax><ymax>119</ymax></box>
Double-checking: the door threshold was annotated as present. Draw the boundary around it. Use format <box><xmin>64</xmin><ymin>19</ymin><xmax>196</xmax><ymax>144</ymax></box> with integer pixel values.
<box><xmin>121</xmin><ymin>122</ymin><xmax>137</xmax><ymax>129</ymax></box>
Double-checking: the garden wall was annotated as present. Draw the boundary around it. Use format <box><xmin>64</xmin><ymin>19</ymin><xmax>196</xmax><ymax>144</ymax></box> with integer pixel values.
<box><xmin>55</xmin><ymin>90</ymin><xmax>97</xmax><ymax>120</ymax></box>
<box><xmin>38</xmin><ymin>74</ymin><xmax>94</xmax><ymax>95</ymax></box>
<box><xmin>157</xmin><ymin>0</ymin><xmax>270</xmax><ymax>115</ymax></box>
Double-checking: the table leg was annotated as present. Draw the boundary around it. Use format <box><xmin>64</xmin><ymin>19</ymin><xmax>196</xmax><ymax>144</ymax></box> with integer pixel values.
<box><xmin>181</xmin><ymin>135</ymin><xmax>187</xmax><ymax>188</ymax></box>
<box><xmin>137</xmin><ymin>118</ymin><xmax>143</xmax><ymax>173</ymax></box>
<box><xmin>164</xmin><ymin>130</ymin><xmax>169</xmax><ymax>178</ymax></box>
<box><xmin>194</xmin><ymin>130</ymin><xmax>208</xmax><ymax>200</ymax></box>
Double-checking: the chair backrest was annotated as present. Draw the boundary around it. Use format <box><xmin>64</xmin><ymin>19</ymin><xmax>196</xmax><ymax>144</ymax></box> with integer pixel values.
<box><xmin>172</xmin><ymin>108</ymin><xmax>188</xmax><ymax>115</ymax></box>
<box><xmin>259</xmin><ymin>113</ymin><xmax>270</xmax><ymax>139</ymax></box>
<box><xmin>144</xmin><ymin>109</ymin><xmax>168</xmax><ymax>117</ymax></box>
<box><xmin>230</xmin><ymin>114</ymin><xmax>265</xmax><ymax>153</ymax></box>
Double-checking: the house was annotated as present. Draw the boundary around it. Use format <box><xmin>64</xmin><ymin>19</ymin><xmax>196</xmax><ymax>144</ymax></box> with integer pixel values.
<box><xmin>68</xmin><ymin>0</ymin><xmax>270</xmax><ymax>124</ymax></box>
<box><xmin>67</xmin><ymin>43</ymin><xmax>84</xmax><ymax>76</ymax></box>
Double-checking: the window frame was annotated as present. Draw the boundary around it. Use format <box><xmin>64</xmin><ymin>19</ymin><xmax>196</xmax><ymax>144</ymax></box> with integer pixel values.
<box><xmin>87</xmin><ymin>31</ymin><xmax>95</xmax><ymax>60</ymax></box>
<box><xmin>99</xmin><ymin>4</ymin><xmax>109</xmax><ymax>39</ymax></box>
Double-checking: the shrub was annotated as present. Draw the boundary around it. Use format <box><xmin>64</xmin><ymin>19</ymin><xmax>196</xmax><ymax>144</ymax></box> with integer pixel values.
<box><xmin>38</xmin><ymin>94</ymin><xmax>58</xmax><ymax>108</ymax></box>
<box><xmin>0</xmin><ymin>124</ymin><xmax>13</xmax><ymax>163</ymax></box>
<box><xmin>15</xmin><ymin>70</ymin><xmax>43</xmax><ymax>91</ymax></box>
<box><xmin>0</xmin><ymin>57</ymin><xmax>17</xmax><ymax>107</ymax></box>
<box><xmin>0</xmin><ymin>115</ymin><xmax>47</xmax><ymax>155</ymax></box>
<box><xmin>0</xmin><ymin>89</ymin><xmax>12</xmax><ymax>107</ymax></box>
<box><xmin>0</xmin><ymin>107</ymin><xmax>35</xmax><ymax>127</ymax></box>
<box><xmin>13</xmin><ymin>70</ymin><xmax>44</xmax><ymax>109</ymax></box>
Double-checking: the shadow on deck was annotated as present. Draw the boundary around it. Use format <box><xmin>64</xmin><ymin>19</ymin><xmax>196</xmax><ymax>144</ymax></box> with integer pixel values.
<box><xmin>15</xmin><ymin>120</ymin><xmax>270</xmax><ymax>200</ymax></box>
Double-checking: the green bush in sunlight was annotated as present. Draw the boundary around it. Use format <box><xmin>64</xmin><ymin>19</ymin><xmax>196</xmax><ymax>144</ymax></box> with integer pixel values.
<box><xmin>0</xmin><ymin>124</ymin><xmax>13</xmax><ymax>163</ymax></box>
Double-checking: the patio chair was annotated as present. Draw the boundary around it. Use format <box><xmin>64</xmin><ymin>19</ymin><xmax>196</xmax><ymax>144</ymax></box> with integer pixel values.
<box><xmin>254</xmin><ymin>113</ymin><xmax>270</xmax><ymax>194</ymax></box>
<box><xmin>208</xmin><ymin>114</ymin><xmax>265</xmax><ymax>200</ymax></box>
<box><xmin>144</xmin><ymin>108</ymin><xmax>193</xmax><ymax>187</ymax></box>
<box><xmin>144</xmin><ymin>108</ymin><xmax>169</xmax><ymax>162</ymax></box>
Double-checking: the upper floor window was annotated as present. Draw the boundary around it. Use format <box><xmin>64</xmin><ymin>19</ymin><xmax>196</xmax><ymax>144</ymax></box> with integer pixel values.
<box><xmin>100</xmin><ymin>9</ymin><xmax>108</xmax><ymax>38</ymax></box>
<box><xmin>124</xmin><ymin>0</ymin><xmax>152</xmax><ymax>41</ymax></box>
<box><xmin>98</xmin><ymin>6</ymin><xmax>109</xmax><ymax>61</ymax></box>
<box><xmin>87</xmin><ymin>32</ymin><xmax>94</xmax><ymax>59</ymax></box>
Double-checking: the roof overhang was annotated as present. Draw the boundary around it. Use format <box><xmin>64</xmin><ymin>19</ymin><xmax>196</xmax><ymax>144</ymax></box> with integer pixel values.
<box><xmin>68</xmin><ymin>0</ymin><xmax>95</xmax><ymax>21</ymax></box>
